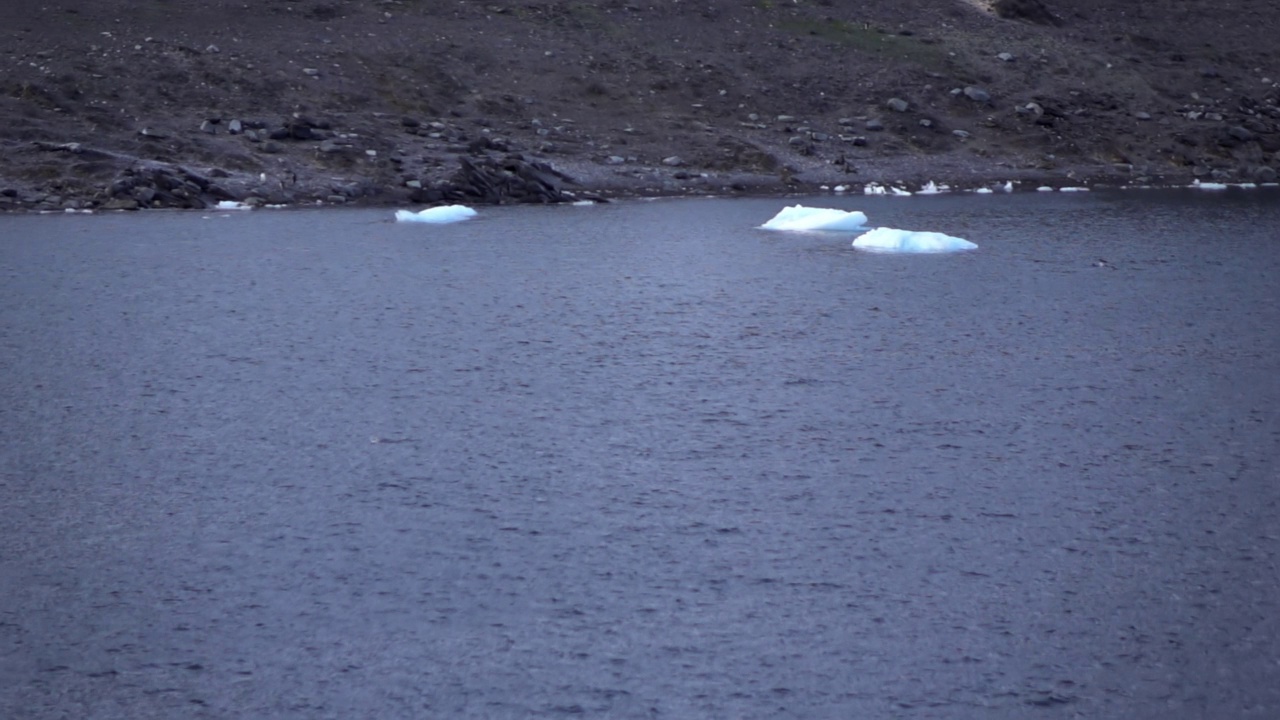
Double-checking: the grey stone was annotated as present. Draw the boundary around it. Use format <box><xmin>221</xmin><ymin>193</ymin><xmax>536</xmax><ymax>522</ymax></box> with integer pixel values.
<box><xmin>606</xmin><ymin>155</ymin><xmax>626</xmax><ymax>165</ymax></box>
<box><xmin>1228</xmin><ymin>126</ymin><xmax>1255</xmax><ymax>141</ymax></box>
<box><xmin>138</xmin><ymin>127</ymin><xmax>168</xmax><ymax>139</ymax></box>
<box><xmin>1134</xmin><ymin>111</ymin><xmax>1152</xmax><ymax>120</ymax></box>
<box><xmin>919</xmin><ymin>119</ymin><xmax>933</xmax><ymax>128</ymax></box>
<box><xmin>661</xmin><ymin>156</ymin><xmax>683</xmax><ymax>167</ymax></box>
<box><xmin>850</xmin><ymin>136</ymin><xmax>868</xmax><ymax>147</ymax></box>
<box><xmin>952</xmin><ymin>129</ymin><xmax>971</xmax><ymax>138</ymax></box>
<box><xmin>200</xmin><ymin>120</ymin><xmax>217</xmax><ymax>134</ymax></box>
<box><xmin>1254</xmin><ymin>166</ymin><xmax>1277</xmax><ymax>183</ymax></box>
<box><xmin>788</xmin><ymin>136</ymin><xmax>807</xmax><ymax>146</ymax></box>
<box><xmin>963</xmin><ymin>86</ymin><xmax>991</xmax><ymax>103</ymax></box>
<box><xmin>886</xmin><ymin>97</ymin><xmax>909</xmax><ymax>113</ymax></box>
<box><xmin>997</xmin><ymin>52</ymin><xmax>1015</xmax><ymax>62</ymax></box>
<box><xmin>865</xmin><ymin>118</ymin><xmax>884</xmax><ymax>131</ymax></box>
<box><xmin>228</xmin><ymin>119</ymin><xmax>243</xmax><ymax>134</ymax></box>
<box><xmin>102</xmin><ymin>197</ymin><xmax>139</xmax><ymax>210</ymax></box>
<box><xmin>260</xmin><ymin>141</ymin><xmax>283</xmax><ymax>154</ymax></box>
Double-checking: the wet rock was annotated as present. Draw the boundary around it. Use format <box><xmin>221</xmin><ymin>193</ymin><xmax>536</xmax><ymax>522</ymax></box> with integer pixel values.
<box><xmin>963</xmin><ymin>86</ymin><xmax>992</xmax><ymax>103</ymax></box>
<box><xmin>886</xmin><ymin>98</ymin><xmax>909</xmax><ymax>113</ymax></box>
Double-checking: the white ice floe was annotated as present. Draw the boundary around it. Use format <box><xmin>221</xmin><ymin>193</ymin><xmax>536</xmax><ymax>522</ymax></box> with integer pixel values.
<box><xmin>916</xmin><ymin>181</ymin><xmax>950</xmax><ymax>195</ymax></box>
<box><xmin>760</xmin><ymin>205</ymin><xmax>868</xmax><ymax>232</ymax></box>
<box><xmin>1000</xmin><ymin>180</ymin><xmax>1014</xmax><ymax>192</ymax></box>
<box><xmin>973</xmin><ymin>187</ymin><xmax>994</xmax><ymax>194</ymax></box>
<box><xmin>395</xmin><ymin>205</ymin><xmax>478</xmax><ymax>223</ymax></box>
<box><xmin>863</xmin><ymin>182</ymin><xmax>911</xmax><ymax>196</ymax></box>
<box><xmin>1037</xmin><ymin>186</ymin><xmax>1054</xmax><ymax>192</ymax></box>
<box><xmin>1192</xmin><ymin>180</ymin><xmax>1228</xmax><ymax>190</ymax></box>
<box><xmin>852</xmin><ymin>227</ymin><xmax>977</xmax><ymax>254</ymax></box>
<box><xmin>216</xmin><ymin>200</ymin><xmax>252</xmax><ymax>210</ymax></box>
<box><xmin>1059</xmin><ymin>186</ymin><xmax>1090</xmax><ymax>192</ymax></box>
<box><xmin>833</xmin><ymin>184</ymin><xmax>850</xmax><ymax>193</ymax></box>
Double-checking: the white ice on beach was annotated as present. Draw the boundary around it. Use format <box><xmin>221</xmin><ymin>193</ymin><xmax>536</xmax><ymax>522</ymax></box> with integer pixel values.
<box><xmin>394</xmin><ymin>205</ymin><xmax>478</xmax><ymax>223</ymax></box>
<box><xmin>852</xmin><ymin>227</ymin><xmax>978</xmax><ymax>253</ymax></box>
<box><xmin>1192</xmin><ymin>180</ymin><xmax>1229</xmax><ymax>190</ymax></box>
<box><xmin>916</xmin><ymin>181</ymin><xmax>950</xmax><ymax>195</ymax></box>
<box><xmin>759</xmin><ymin>205</ymin><xmax>868</xmax><ymax>232</ymax></box>
<box><xmin>973</xmin><ymin>187</ymin><xmax>994</xmax><ymax>194</ymax></box>
<box><xmin>863</xmin><ymin>182</ymin><xmax>911</xmax><ymax>196</ymax></box>
<box><xmin>216</xmin><ymin>200</ymin><xmax>252</xmax><ymax>210</ymax></box>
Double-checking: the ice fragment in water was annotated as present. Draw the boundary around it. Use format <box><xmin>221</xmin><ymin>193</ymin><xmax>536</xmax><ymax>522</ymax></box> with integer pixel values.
<box><xmin>760</xmin><ymin>205</ymin><xmax>868</xmax><ymax>232</ymax></box>
<box><xmin>395</xmin><ymin>205</ymin><xmax>478</xmax><ymax>223</ymax></box>
<box><xmin>852</xmin><ymin>227</ymin><xmax>977</xmax><ymax>253</ymax></box>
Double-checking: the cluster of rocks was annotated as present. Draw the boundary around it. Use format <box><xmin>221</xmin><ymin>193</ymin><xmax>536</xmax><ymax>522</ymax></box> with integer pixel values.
<box><xmin>101</xmin><ymin>164</ymin><xmax>237</xmax><ymax>210</ymax></box>
<box><xmin>409</xmin><ymin>155</ymin><xmax>579</xmax><ymax>204</ymax></box>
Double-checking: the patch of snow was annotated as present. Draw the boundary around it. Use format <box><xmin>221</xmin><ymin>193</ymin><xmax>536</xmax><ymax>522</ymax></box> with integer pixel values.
<box><xmin>395</xmin><ymin>205</ymin><xmax>478</xmax><ymax>223</ymax></box>
<box><xmin>760</xmin><ymin>205</ymin><xmax>868</xmax><ymax>232</ymax></box>
<box><xmin>853</xmin><ymin>227</ymin><xmax>977</xmax><ymax>253</ymax></box>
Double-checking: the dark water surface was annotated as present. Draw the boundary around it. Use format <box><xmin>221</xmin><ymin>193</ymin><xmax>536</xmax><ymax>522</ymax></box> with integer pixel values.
<box><xmin>3</xmin><ymin>191</ymin><xmax>1279</xmax><ymax>719</ymax></box>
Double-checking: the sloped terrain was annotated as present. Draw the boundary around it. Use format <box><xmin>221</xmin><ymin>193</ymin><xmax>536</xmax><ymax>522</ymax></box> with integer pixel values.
<box><xmin>2</xmin><ymin>0</ymin><xmax>1278</xmax><ymax>209</ymax></box>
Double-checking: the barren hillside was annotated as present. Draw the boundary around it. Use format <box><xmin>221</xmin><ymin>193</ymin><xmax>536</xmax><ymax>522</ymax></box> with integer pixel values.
<box><xmin>2</xmin><ymin>0</ymin><xmax>1278</xmax><ymax>209</ymax></box>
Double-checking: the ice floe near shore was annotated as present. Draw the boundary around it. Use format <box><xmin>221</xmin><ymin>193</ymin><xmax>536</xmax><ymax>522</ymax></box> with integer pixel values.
<box><xmin>394</xmin><ymin>205</ymin><xmax>477</xmax><ymax>223</ymax></box>
<box><xmin>761</xmin><ymin>205</ymin><xmax>976</xmax><ymax>253</ymax></box>
<box><xmin>759</xmin><ymin>205</ymin><xmax>868</xmax><ymax>232</ymax></box>
<box><xmin>852</xmin><ymin>227</ymin><xmax>978</xmax><ymax>253</ymax></box>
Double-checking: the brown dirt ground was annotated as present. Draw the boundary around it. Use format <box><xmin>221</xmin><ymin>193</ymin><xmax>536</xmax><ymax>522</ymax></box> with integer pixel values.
<box><xmin>2</xmin><ymin>0</ymin><xmax>1278</xmax><ymax>210</ymax></box>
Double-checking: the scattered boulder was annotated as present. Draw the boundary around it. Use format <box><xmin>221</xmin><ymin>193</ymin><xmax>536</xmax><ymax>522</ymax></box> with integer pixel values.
<box><xmin>963</xmin><ymin>86</ymin><xmax>992</xmax><ymax>103</ymax></box>
<box><xmin>865</xmin><ymin>118</ymin><xmax>885</xmax><ymax>131</ymax></box>
<box><xmin>886</xmin><ymin>98</ymin><xmax>909</xmax><ymax>113</ymax></box>
<box><xmin>992</xmin><ymin>0</ymin><xmax>1061</xmax><ymax>26</ymax></box>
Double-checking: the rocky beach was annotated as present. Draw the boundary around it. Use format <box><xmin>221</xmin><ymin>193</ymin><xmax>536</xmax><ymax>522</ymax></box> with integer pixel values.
<box><xmin>2</xmin><ymin>0</ymin><xmax>1278</xmax><ymax>211</ymax></box>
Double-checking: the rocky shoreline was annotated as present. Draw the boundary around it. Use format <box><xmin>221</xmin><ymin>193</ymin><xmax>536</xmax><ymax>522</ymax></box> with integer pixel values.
<box><xmin>3</xmin><ymin>0</ymin><xmax>1278</xmax><ymax>213</ymax></box>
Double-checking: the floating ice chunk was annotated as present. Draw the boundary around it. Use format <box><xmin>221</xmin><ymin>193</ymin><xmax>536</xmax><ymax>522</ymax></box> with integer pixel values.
<box><xmin>1000</xmin><ymin>180</ymin><xmax>1014</xmax><ymax>192</ymax></box>
<box><xmin>1059</xmin><ymin>186</ymin><xmax>1090</xmax><ymax>192</ymax></box>
<box><xmin>973</xmin><ymin>187</ymin><xmax>994</xmax><ymax>194</ymax></box>
<box><xmin>864</xmin><ymin>183</ymin><xmax>887</xmax><ymax>195</ymax></box>
<box><xmin>1192</xmin><ymin>179</ymin><xmax>1228</xmax><ymax>190</ymax></box>
<box><xmin>852</xmin><ymin>227</ymin><xmax>977</xmax><ymax>253</ymax></box>
<box><xmin>1037</xmin><ymin>186</ymin><xmax>1054</xmax><ymax>192</ymax></box>
<box><xmin>833</xmin><ymin>184</ymin><xmax>849</xmax><ymax>193</ymax></box>
<box><xmin>916</xmin><ymin>181</ymin><xmax>950</xmax><ymax>195</ymax></box>
<box><xmin>395</xmin><ymin>205</ymin><xmax>478</xmax><ymax>223</ymax></box>
<box><xmin>760</xmin><ymin>205</ymin><xmax>868</xmax><ymax>232</ymax></box>
<box><xmin>571</xmin><ymin>200</ymin><xmax>595</xmax><ymax>206</ymax></box>
<box><xmin>216</xmin><ymin>200</ymin><xmax>252</xmax><ymax>210</ymax></box>
<box><xmin>890</xmin><ymin>186</ymin><xmax>912</xmax><ymax>196</ymax></box>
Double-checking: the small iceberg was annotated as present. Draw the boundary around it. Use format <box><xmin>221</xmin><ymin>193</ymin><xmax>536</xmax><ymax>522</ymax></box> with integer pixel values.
<box><xmin>852</xmin><ymin>227</ymin><xmax>977</xmax><ymax>254</ymax></box>
<box><xmin>216</xmin><ymin>200</ymin><xmax>252</xmax><ymax>210</ymax></box>
<box><xmin>760</xmin><ymin>205</ymin><xmax>868</xmax><ymax>232</ymax></box>
<box><xmin>395</xmin><ymin>205</ymin><xmax>477</xmax><ymax>224</ymax></box>
<box><xmin>916</xmin><ymin>181</ymin><xmax>950</xmax><ymax>195</ymax></box>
